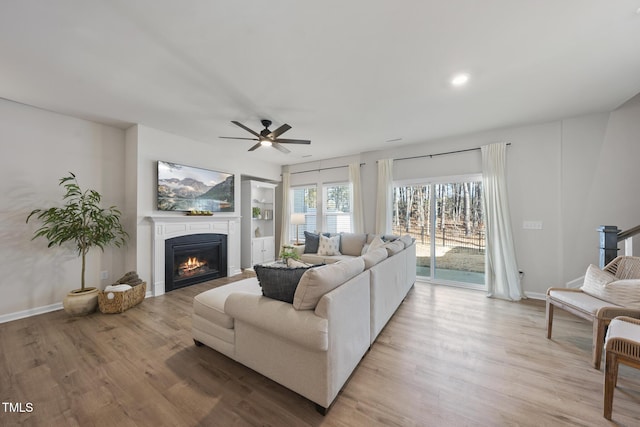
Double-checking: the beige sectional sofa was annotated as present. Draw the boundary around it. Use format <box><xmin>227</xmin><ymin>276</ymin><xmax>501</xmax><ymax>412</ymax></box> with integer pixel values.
<box><xmin>192</xmin><ymin>232</ymin><xmax>416</xmax><ymax>413</ymax></box>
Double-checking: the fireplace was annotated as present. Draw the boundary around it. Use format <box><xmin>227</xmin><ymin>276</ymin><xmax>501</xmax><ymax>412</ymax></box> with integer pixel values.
<box><xmin>164</xmin><ymin>233</ymin><xmax>227</xmax><ymax>292</ymax></box>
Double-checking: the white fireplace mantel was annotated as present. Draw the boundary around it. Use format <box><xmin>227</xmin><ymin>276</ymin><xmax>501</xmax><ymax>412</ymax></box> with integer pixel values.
<box><xmin>148</xmin><ymin>215</ymin><xmax>242</xmax><ymax>296</ymax></box>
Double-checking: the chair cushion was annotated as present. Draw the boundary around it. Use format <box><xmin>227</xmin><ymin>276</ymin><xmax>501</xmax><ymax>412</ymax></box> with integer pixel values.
<box><xmin>549</xmin><ymin>289</ymin><xmax>622</xmax><ymax>315</ymax></box>
<box><xmin>293</xmin><ymin>257</ymin><xmax>365</xmax><ymax>310</ymax></box>
<box><xmin>581</xmin><ymin>264</ymin><xmax>617</xmax><ymax>300</ymax></box>
<box><xmin>606</xmin><ymin>317</ymin><xmax>640</xmax><ymax>343</ymax></box>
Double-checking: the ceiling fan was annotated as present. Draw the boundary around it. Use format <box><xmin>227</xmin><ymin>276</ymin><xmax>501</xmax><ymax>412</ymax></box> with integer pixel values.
<box><xmin>220</xmin><ymin>119</ymin><xmax>311</xmax><ymax>153</ymax></box>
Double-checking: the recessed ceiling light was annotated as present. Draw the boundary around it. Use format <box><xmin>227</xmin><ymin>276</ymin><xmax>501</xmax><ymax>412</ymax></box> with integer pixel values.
<box><xmin>450</xmin><ymin>73</ymin><xmax>470</xmax><ymax>87</ymax></box>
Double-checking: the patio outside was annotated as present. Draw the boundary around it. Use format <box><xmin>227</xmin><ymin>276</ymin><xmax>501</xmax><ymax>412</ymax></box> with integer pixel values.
<box><xmin>393</xmin><ymin>181</ymin><xmax>485</xmax><ymax>285</ymax></box>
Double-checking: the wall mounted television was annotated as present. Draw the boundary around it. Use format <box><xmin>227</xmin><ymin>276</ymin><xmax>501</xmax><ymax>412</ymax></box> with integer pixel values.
<box><xmin>157</xmin><ymin>161</ymin><xmax>235</xmax><ymax>213</ymax></box>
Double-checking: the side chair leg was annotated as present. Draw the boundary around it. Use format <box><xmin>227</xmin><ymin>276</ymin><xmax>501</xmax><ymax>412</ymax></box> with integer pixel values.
<box><xmin>545</xmin><ymin>300</ymin><xmax>554</xmax><ymax>339</ymax></box>
<box><xmin>593</xmin><ymin>320</ymin><xmax>606</xmax><ymax>370</ymax></box>
<box><xmin>604</xmin><ymin>351</ymin><xmax>617</xmax><ymax>420</ymax></box>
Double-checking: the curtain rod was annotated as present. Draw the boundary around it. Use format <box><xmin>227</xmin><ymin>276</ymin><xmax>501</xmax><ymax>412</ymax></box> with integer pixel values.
<box><xmin>391</xmin><ymin>143</ymin><xmax>512</xmax><ymax>162</ymax></box>
<box><xmin>286</xmin><ymin>162</ymin><xmax>366</xmax><ymax>175</ymax></box>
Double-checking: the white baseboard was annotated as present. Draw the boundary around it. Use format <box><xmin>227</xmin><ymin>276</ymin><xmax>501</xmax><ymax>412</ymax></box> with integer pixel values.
<box><xmin>524</xmin><ymin>291</ymin><xmax>546</xmax><ymax>301</ymax></box>
<box><xmin>565</xmin><ymin>276</ymin><xmax>584</xmax><ymax>289</ymax></box>
<box><xmin>0</xmin><ymin>302</ymin><xmax>63</xmax><ymax>324</ymax></box>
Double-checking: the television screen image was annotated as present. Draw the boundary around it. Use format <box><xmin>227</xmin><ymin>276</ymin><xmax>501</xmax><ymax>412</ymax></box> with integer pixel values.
<box><xmin>157</xmin><ymin>161</ymin><xmax>235</xmax><ymax>212</ymax></box>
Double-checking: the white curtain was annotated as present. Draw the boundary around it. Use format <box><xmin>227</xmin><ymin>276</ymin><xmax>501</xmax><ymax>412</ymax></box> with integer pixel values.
<box><xmin>481</xmin><ymin>143</ymin><xmax>524</xmax><ymax>301</ymax></box>
<box><xmin>279</xmin><ymin>172</ymin><xmax>291</xmax><ymax>251</ymax></box>
<box><xmin>375</xmin><ymin>158</ymin><xmax>393</xmax><ymax>235</ymax></box>
<box><xmin>349</xmin><ymin>163</ymin><xmax>365</xmax><ymax>234</ymax></box>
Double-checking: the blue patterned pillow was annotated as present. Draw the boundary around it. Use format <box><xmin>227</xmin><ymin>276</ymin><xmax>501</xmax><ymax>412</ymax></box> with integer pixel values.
<box><xmin>254</xmin><ymin>265</ymin><xmax>312</xmax><ymax>303</ymax></box>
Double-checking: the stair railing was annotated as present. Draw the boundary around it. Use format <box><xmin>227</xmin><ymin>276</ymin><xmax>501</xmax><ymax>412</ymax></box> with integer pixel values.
<box><xmin>618</xmin><ymin>224</ymin><xmax>640</xmax><ymax>257</ymax></box>
<box><xmin>598</xmin><ymin>225</ymin><xmax>640</xmax><ymax>268</ymax></box>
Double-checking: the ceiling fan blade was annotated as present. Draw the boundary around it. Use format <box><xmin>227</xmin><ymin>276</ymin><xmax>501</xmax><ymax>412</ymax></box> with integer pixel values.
<box><xmin>267</xmin><ymin>124</ymin><xmax>292</xmax><ymax>139</ymax></box>
<box><xmin>231</xmin><ymin>120</ymin><xmax>261</xmax><ymax>138</ymax></box>
<box><xmin>219</xmin><ymin>136</ymin><xmax>259</xmax><ymax>141</ymax></box>
<box><xmin>248</xmin><ymin>142</ymin><xmax>262</xmax><ymax>151</ymax></box>
<box><xmin>275</xmin><ymin>138</ymin><xmax>311</xmax><ymax>145</ymax></box>
<box><xmin>272</xmin><ymin>142</ymin><xmax>291</xmax><ymax>154</ymax></box>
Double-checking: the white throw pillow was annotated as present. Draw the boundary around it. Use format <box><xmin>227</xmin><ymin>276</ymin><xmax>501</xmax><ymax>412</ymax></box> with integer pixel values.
<box><xmin>318</xmin><ymin>234</ymin><xmax>341</xmax><ymax>256</ymax></box>
<box><xmin>383</xmin><ymin>240</ymin><xmax>405</xmax><ymax>256</ymax></box>
<box><xmin>287</xmin><ymin>258</ymin><xmax>313</xmax><ymax>268</ymax></box>
<box><xmin>362</xmin><ymin>247</ymin><xmax>388</xmax><ymax>269</ymax></box>
<box><xmin>604</xmin><ymin>279</ymin><xmax>640</xmax><ymax>308</ymax></box>
<box><xmin>366</xmin><ymin>236</ymin><xmax>385</xmax><ymax>253</ymax></box>
<box><xmin>399</xmin><ymin>234</ymin><xmax>413</xmax><ymax>248</ymax></box>
<box><xmin>581</xmin><ymin>264</ymin><xmax>616</xmax><ymax>300</ymax></box>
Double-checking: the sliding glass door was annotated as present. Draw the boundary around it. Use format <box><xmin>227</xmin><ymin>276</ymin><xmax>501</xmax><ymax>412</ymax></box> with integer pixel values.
<box><xmin>393</xmin><ymin>175</ymin><xmax>485</xmax><ymax>287</ymax></box>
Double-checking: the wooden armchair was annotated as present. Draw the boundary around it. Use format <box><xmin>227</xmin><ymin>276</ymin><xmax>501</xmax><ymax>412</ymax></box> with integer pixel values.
<box><xmin>604</xmin><ymin>316</ymin><xmax>640</xmax><ymax>420</ymax></box>
<box><xmin>546</xmin><ymin>256</ymin><xmax>640</xmax><ymax>370</ymax></box>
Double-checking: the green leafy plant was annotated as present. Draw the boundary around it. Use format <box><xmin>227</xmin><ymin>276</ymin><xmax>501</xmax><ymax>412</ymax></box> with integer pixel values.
<box><xmin>280</xmin><ymin>244</ymin><xmax>300</xmax><ymax>262</ymax></box>
<box><xmin>252</xmin><ymin>207</ymin><xmax>261</xmax><ymax>218</ymax></box>
<box><xmin>26</xmin><ymin>172</ymin><xmax>128</xmax><ymax>292</ymax></box>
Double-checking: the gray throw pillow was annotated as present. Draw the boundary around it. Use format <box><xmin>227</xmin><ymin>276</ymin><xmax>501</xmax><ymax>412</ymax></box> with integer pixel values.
<box><xmin>304</xmin><ymin>231</ymin><xmax>330</xmax><ymax>253</ymax></box>
<box><xmin>254</xmin><ymin>265</ymin><xmax>312</xmax><ymax>304</ymax></box>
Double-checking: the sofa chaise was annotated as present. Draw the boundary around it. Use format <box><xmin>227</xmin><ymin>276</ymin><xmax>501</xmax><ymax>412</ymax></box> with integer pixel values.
<box><xmin>192</xmin><ymin>232</ymin><xmax>416</xmax><ymax>413</ymax></box>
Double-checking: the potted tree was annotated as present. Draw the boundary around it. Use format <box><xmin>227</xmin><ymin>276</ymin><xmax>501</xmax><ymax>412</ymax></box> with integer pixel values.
<box><xmin>26</xmin><ymin>172</ymin><xmax>128</xmax><ymax>316</ymax></box>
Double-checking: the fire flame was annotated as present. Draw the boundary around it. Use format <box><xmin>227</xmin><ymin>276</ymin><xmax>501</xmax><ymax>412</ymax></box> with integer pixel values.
<box><xmin>180</xmin><ymin>257</ymin><xmax>206</xmax><ymax>274</ymax></box>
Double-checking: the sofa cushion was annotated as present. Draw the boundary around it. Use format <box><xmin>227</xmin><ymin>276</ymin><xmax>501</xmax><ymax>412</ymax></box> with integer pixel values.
<box><xmin>193</xmin><ymin>278</ymin><xmax>262</xmax><ymax>329</ymax></box>
<box><xmin>303</xmin><ymin>231</ymin><xmax>330</xmax><ymax>253</ymax></box>
<box><xmin>399</xmin><ymin>234</ymin><xmax>414</xmax><ymax>248</ymax></box>
<box><xmin>581</xmin><ymin>264</ymin><xmax>617</xmax><ymax>300</ymax></box>
<box><xmin>340</xmin><ymin>232</ymin><xmax>367</xmax><ymax>256</ymax></box>
<box><xmin>362</xmin><ymin>247</ymin><xmax>388</xmax><ymax>269</ymax></box>
<box><xmin>384</xmin><ymin>240</ymin><xmax>405</xmax><ymax>256</ymax></box>
<box><xmin>293</xmin><ymin>257</ymin><xmax>365</xmax><ymax>310</ymax></box>
<box><xmin>300</xmin><ymin>253</ymin><xmax>353</xmax><ymax>265</ymax></box>
<box><xmin>318</xmin><ymin>234</ymin><xmax>341</xmax><ymax>256</ymax></box>
<box><xmin>255</xmin><ymin>264</ymin><xmax>312</xmax><ymax>304</ymax></box>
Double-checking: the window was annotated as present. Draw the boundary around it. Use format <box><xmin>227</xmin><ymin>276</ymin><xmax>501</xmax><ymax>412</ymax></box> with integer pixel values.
<box><xmin>323</xmin><ymin>183</ymin><xmax>352</xmax><ymax>234</ymax></box>
<box><xmin>393</xmin><ymin>175</ymin><xmax>485</xmax><ymax>287</ymax></box>
<box><xmin>290</xmin><ymin>185</ymin><xmax>317</xmax><ymax>242</ymax></box>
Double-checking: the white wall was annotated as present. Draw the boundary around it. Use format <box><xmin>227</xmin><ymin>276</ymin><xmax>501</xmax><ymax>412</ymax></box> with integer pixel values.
<box><xmin>128</xmin><ymin>125</ymin><xmax>281</xmax><ymax>291</ymax></box>
<box><xmin>0</xmin><ymin>99</ymin><xmax>126</xmax><ymax>319</ymax></box>
<box><xmin>2</xmin><ymin>92</ymin><xmax>638</xmax><ymax>317</ymax></box>
<box><xmin>283</xmin><ymin>97</ymin><xmax>640</xmax><ymax>298</ymax></box>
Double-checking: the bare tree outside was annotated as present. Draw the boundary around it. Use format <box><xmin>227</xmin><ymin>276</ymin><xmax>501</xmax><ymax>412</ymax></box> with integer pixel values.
<box><xmin>393</xmin><ymin>181</ymin><xmax>485</xmax><ymax>284</ymax></box>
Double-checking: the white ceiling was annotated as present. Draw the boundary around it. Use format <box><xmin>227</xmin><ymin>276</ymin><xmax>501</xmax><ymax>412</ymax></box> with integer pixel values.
<box><xmin>1</xmin><ymin>1</ymin><xmax>639</xmax><ymax>166</ymax></box>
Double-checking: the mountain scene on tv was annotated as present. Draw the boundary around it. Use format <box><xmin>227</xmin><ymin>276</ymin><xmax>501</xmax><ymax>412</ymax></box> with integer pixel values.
<box><xmin>157</xmin><ymin>161</ymin><xmax>234</xmax><ymax>212</ymax></box>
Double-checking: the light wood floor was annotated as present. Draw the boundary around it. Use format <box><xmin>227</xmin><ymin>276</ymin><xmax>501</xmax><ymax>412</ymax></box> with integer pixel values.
<box><xmin>2</xmin><ymin>274</ymin><xmax>640</xmax><ymax>426</ymax></box>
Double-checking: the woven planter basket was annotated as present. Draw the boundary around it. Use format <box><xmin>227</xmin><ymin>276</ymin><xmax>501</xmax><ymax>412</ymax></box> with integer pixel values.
<box><xmin>98</xmin><ymin>282</ymin><xmax>146</xmax><ymax>314</ymax></box>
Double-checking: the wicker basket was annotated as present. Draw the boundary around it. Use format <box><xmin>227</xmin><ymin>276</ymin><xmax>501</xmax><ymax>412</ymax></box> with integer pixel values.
<box><xmin>98</xmin><ymin>282</ymin><xmax>146</xmax><ymax>314</ymax></box>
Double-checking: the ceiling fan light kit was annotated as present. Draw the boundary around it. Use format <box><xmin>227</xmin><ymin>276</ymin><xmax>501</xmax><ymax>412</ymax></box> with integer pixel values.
<box><xmin>220</xmin><ymin>119</ymin><xmax>311</xmax><ymax>153</ymax></box>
